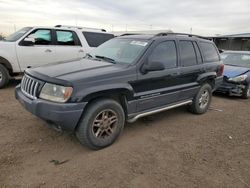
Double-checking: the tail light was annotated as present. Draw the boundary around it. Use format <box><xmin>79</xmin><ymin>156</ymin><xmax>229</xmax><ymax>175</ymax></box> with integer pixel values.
<box><xmin>217</xmin><ymin>64</ymin><xmax>224</xmax><ymax>77</ymax></box>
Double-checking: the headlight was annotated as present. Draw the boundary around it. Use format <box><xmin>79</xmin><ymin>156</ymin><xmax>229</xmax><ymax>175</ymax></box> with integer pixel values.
<box><xmin>228</xmin><ymin>74</ymin><xmax>248</xmax><ymax>82</ymax></box>
<box><xmin>39</xmin><ymin>83</ymin><xmax>73</xmax><ymax>103</ymax></box>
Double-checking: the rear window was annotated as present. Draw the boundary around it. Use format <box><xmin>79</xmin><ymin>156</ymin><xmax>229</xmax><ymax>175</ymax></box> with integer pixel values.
<box><xmin>82</xmin><ymin>32</ymin><xmax>114</xmax><ymax>47</ymax></box>
<box><xmin>200</xmin><ymin>42</ymin><xmax>219</xmax><ymax>62</ymax></box>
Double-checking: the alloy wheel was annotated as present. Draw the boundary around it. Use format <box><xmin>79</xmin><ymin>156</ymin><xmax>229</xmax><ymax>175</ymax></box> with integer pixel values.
<box><xmin>0</xmin><ymin>71</ymin><xmax>2</xmax><ymax>83</ymax></box>
<box><xmin>247</xmin><ymin>87</ymin><xmax>250</xmax><ymax>97</ymax></box>
<box><xmin>199</xmin><ymin>90</ymin><xmax>209</xmax><ymax>109</ymax></box>
<box><xmin>92</xmin><ymin>109</ymin><xmax>118</xmax><ymax>139</ymax></box>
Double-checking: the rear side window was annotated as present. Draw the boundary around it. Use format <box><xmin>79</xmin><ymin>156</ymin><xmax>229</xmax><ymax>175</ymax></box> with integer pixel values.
<box><xmin>193</xmin><ymin>42</ymin><xmax>202</xmax><ymax>63</ymax></box>
<box><xmin>179</xmin><ymin>41</ymin><xmax>197</xmax><ymax>66</ymax></box>
<box><xmin>148</xmin><ymin>41</ymin><xmax>177</xmax><ymax>69</ymax></box>
<box><xmin>56</xmin><ymin>30</ymin><xmax>80</xmax><ymax>46</ymax></box>
<box><xmin>82</xmin><ymin>32</ymin><xmax>114</xmax><ymax>47</ymax></box>
<box><xmin>200</xmin><ymin>42</ymin><xmax>219</xmax><ymax>62</ymax></box>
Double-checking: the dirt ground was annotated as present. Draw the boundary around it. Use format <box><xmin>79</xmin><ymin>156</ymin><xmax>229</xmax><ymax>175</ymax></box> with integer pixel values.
<box><xmin>0</xmin><ymin>80</ymin><xmax>250</xmax><ymax>188</ymax></box>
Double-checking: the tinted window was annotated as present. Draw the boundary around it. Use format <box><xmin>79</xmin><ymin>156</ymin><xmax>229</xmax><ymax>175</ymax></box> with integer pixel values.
<box><xmin>179</xmin><ymin>41</ymin><xmax>197</xmax><ymax>66</ymax></box>
<box><xmin>27</xmin><ymin>29</ymin><xmax>52</xmax><ymax>45</ymax></box>
<box><xmin>148</xmin><ymin>41</ymin><xmax>177</xmax><ymax>68</ymax></box>
<box><xmin>56</xmin><ymin>30</ymin><xmax>77</xmax><ymax>46</ymax></box>
<box><xmin>83</xmin><ymin>32</ymin><xmax>114</xmax><ymax>47</ymax></box>
<box><xmin>193</xmin><ymin>42</ymin><xmax>202</xmax><ymax>63</ymax></box>
<box><xmin>200</xmin><ymin>42</ymin><xmax>219</xmax><ymax>62</ymax></box>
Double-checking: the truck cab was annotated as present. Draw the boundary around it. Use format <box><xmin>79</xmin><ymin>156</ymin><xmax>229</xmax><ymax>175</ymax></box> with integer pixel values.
<box><xmin>0</xmin><ymin>25</ymin><xmax>114</xmax><ymax>88</ymax></box>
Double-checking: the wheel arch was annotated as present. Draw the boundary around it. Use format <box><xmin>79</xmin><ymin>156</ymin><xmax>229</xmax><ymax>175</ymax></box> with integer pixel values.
<box><xmin>0</xmin><ymin>56</ymin><xmax>13</xmax><ymax>74</ymax></box>
<box><xmin>81</xmin><ymin>88</ymin><xmax>133</xmax><ymax>115</ymax></box>
<box><xmin>197</xmin><ymin>72</ymin><xmax>217</xmax><ymax>89</ymax></box>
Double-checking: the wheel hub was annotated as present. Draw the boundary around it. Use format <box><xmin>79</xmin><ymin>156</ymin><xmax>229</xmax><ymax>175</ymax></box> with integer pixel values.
<box><xmin>0</xmin><ymin>72</ymin><xmax>2</xmax><ymax>82</ymax></box>
<box><xmin>247</xmin><ymin>87</ymin><xmax>250</xmax><ymax>97</ymax></box>
<box><xmin>92</xmin><ymin>109</ymin><xmax>118</xmax><ymax>139</ymax></box>
<box><xmin>199</xmin><ymin>90</ymin><xmax>209</xmax><ymax>109</ymax></box>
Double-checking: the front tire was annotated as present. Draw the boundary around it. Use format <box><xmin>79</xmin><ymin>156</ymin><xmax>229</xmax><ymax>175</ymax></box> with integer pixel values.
<box><xmin>189</xmin><ymin>83</ymin><xmax>212</xmax><ymax>114</ymax></box>
<box><xmin>242</xmin><ymin>84</ymin><xmax>250</xmax><ymax>99</ymax></box>
<box><xmin>0</xmin><ymin>64</ymin><xmax>9</xmax><ymax>89</ymax></box>
<box><xmin>76</xmin><ymin>99</ymin><xmax>125</xmax><ymax>150</ymax></box>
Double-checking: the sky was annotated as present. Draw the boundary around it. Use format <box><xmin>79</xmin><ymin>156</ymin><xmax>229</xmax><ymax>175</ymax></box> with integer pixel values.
<box><xmin>0</xmin><ymin>0</ymin><xmax>250</xmax><ymax>36</ymax></box>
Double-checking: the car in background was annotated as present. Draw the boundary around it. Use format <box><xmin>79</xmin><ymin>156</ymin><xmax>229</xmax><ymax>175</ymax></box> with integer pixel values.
<box><xmin>216</xmin><ymin>51</ymin><xmax>250</xmax><ymax>99</ymax></box>
<box><xmin>0</xmin><ymin>25</ymin><xmax>114</xmax><ymax>88</ymax></box>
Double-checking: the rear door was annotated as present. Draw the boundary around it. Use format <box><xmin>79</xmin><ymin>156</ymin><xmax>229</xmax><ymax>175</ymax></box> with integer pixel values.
<box><xmin>133</xmin><ymin>39</ymin><xmax>182</xmax><ymax>112</ymax></box>
<box><xmin>55</xmin><ymin>30</ymin><xmax>84</xmax><ymax>62</ymax></box>
<box><xmin>178</xmin><ymin>40</ymin><xmax>203</xmax><ymax>100</ymax></box>
<box><xmin>17</xmin><ymin>29</ymin><xmax>57</xmax><ymax>70</ymax></box>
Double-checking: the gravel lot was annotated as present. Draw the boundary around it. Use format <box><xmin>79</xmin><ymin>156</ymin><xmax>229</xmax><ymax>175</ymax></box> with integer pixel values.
<box><xmin>0</xmin><ymin>80</ymin><xmax>250</xmax><ymax>188</ymax></box>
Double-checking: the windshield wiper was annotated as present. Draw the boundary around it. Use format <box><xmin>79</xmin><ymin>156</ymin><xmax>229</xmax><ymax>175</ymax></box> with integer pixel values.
<box><xmin>95</xmin><ymin>55</ymin><xmax>116</xmax><ymax>64</ymax></box>
<box><xmin>85</xmin><ymin>53</ymin><xmax>93</xmax><ymax>58</ymax></box>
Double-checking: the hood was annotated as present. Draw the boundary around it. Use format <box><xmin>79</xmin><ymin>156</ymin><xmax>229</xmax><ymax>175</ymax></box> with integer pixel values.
<box><xmin>223</xmin><ymin>65</ymin><xmax>250</xmax><ymax>78</ymax></box>
<box><xmin>0</xmin><ymin>41</ymin><xmax>14</xmax><ymax>47</ymax></box>
<box><xmin>27</xmin><ymin>58</ymin><xmax>127</xmax><ymax>83</ymax></box>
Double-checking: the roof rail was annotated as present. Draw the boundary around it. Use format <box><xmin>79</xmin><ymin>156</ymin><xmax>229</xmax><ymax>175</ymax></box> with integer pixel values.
<box><xmin>54</xmin><ymin>25</ymin><xmax>106</xmax><ymax>32</ymax></box>
<box><xmin>119</xmin><ymin>33</ymin><xmax>143</xmax><ymax>36</ymax></box>
<box><xmin>155</xmin><ymin>32</ymin><xmax>210</xmax><ymax>40</ymax></box>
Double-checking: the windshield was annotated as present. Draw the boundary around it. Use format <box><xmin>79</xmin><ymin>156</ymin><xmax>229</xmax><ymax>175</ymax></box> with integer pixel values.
<box><xmin>89</xmin><ymin>38</ymin><xmax>149</xmax><ymax>64</ymax></box>
<box><xmin>4</xmin><ymin>27</ymin><xmax>32</xmax><ymax>42</ymax></box>
<box><xmin>220</xmin><ymin>53</ymin><xmax>250</xmax><ymax>68</ymax></box>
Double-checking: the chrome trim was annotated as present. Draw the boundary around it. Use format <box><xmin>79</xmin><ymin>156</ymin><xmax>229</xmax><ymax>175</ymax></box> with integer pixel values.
<box><xmin>20</xmin><ymin>74</ymin><xmax>41</xmax><ymax>100</ymax></box>
<box><xmin>127</xmin><ymin>100</ymin><xmax>192</xmax><ymax>123</ymax></box>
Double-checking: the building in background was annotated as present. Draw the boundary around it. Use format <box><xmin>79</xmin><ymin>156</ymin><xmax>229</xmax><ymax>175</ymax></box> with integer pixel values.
<box><xmin>212</xmin><ymin>33</ymin><xmax>250</xmax><ymax>51</ymax></box>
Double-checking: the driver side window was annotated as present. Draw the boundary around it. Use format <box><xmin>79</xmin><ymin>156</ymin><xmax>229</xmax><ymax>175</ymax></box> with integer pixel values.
<box><xmin>148</xmin><ymin>41</ymin><xmax>177</xmax><ymax>69</ymax></box>
<box><xmin>26</xmin><ymin>29</ymin><xmax>52</xmax><ymax>45</ymax></box>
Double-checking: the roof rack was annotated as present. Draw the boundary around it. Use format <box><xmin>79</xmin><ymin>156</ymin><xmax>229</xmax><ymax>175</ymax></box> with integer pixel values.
<box><xmin>54</xmin><ymin>25</ymin><xmax>106</xmax><ymax>32</ymax></box>
<box><xmin>119</xmin><ymin>33</ymin><xmax>143</xmax><ymax>36</ymax></box>
<box><xmin>155</xmin><ymin>32</ymin><xmax>210</xmax><ymax>40</ymax></box>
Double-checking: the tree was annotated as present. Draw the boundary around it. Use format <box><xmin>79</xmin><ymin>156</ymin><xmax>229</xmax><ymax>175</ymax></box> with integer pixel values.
<box><xmin>0</xmin><ymin>34</ymin><xmax>5</xmax><ymax>40</ymax></box>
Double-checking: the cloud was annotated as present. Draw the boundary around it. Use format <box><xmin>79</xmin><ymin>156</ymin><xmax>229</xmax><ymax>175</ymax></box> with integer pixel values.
<box><xmin>0</xmin><ymin>0</ymin><xmax>250</xmax><ymax>36</ymax></box>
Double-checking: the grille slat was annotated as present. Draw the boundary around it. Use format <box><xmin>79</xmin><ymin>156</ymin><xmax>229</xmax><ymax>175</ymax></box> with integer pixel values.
<box><xmin>21</xmin><ymin>74</ymin><xmax>40</xmax><ymax>99</ymax></box>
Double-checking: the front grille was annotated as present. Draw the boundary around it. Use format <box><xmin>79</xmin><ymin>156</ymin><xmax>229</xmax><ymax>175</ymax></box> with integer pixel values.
<box><xmin>21</xmin><ymin>74</ymin><xmax>41</xmax><ymax>99</ymax></box>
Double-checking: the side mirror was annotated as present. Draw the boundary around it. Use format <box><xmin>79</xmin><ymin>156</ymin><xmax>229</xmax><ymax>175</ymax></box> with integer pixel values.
<box><xmin>22</xmin><ymin>37</ymin><xmax>35</xmax><ymax>46</ymax></box>
<box><xmin>141</xmin><ymin>61</ymin><xmax>165</xmax><ymax>74</ymax></box>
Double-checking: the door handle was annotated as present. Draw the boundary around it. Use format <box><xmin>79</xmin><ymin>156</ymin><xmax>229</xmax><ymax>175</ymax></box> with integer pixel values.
<box><xmin>79</xmin><ymin>49</ymin><xmax>84</xmax><ymax>53</ymax></box>
<box><xmin>45</xmin><ymin>49</ymin><xmax>52</xmax><ymax>53</ymax></box>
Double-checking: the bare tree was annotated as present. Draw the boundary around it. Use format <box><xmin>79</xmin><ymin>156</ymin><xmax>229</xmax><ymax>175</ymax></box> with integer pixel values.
<box><xmin>0</xmin><ymin>33</ymin><xmax>5</xmax><ymax>40</ymax></box>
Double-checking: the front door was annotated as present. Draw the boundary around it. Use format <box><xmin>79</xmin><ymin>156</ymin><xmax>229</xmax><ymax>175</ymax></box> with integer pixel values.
<box><xmin>17</xmin><ymin>29</ymin><xmax>57</xmax><ymax>71</ymax></box>
<box><xmin>132</xmin><ymin>40</ymin><xmax>182</xmax><ymax>112</ymax></box>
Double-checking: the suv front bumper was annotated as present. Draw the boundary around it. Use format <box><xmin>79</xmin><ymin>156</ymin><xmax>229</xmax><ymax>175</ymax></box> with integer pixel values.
<box><xmin>15</xmin><ymin>85</ymin><xmax>87</xmax><ymax>132</ymax></box>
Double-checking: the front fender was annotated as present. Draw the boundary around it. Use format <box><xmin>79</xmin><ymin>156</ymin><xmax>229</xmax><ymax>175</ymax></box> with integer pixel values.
<box><xmin>73</xmin><ymin>83</ymin><xmax>134</xmax><ymax>102</ymax></box>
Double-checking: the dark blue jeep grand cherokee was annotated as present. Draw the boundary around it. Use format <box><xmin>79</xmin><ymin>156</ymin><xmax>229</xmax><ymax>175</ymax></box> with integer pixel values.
<box><xmin>16</xmin><ymin>33</ymin><xmax>223</xmax><ymax>150</ymax></box>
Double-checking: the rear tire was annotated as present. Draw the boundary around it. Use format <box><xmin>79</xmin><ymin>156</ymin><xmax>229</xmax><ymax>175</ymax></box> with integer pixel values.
<box><xmin>0</xmin><ymin>64</ymin><xmax>9</xmax><ymax>89</ymax></box>
<box><xmin>189</xmin><ymin>83</ymin><xmax>212</xmax><ymax>114</ymax></box>
<box><xmin>242</xmin><ymin>84</ymin><xmax>250</xmax><ymax>99</ymax></box>
<box><xmin>76</xmin><ymin>99</ymin><xmax>125</xmax><ymax>150</ymax></box>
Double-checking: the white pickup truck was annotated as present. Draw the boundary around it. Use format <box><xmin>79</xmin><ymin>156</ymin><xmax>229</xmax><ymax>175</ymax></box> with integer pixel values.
<box><xmin>0</xmin><ymin>25</ymin><xmax>114</xmax><ymax>88</ymax></box>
